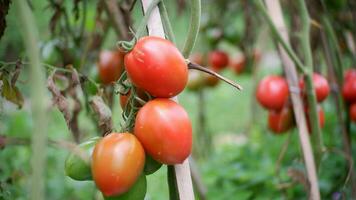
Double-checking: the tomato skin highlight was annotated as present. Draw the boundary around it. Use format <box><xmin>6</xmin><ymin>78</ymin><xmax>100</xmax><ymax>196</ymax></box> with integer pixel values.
<box><xmin>299</xmin><ymin>73</ymin><xmax>330</xmax><ymax>102</ymax></box>
<box><xmin>342</xmin><ymin>78</ymin><xmax>356</xmax><ymax>103</ymax></box>
<box><xmin>124</xmin><ymin>36</ymin><xmax>188</xmax><ymax>98</ymax></box>
<box><xmin>256</xmin><ymin>75</ymin><xmax>289</xmax><ymax>111</ymax></box>
<box><xmin>268</xmin><ymin>106</ymin><xmax>294</xmax><ymax>134</ymax></box>
<box><xmin>92</xmin><ymin>133</ymin><xmax>145</xmax><ymax>197</ymax></box>
<box><xmin>208</xmin><ymin>50</ymin><xmax>229</xmax><ymax>69</ymax></box>
<box><xmin>97</xmin><ymin>50</ymin><xmax>124</xmax><ymax>84</ymax></box>
<box><xmin>134</xmin><ymin>99</ymin><xmax>192</xmax><ymax>165</ymax></box>
<box><xmin>350</xmin><ymin>103</ymin><xmax>356</xmax><ymax>122</ymax></box>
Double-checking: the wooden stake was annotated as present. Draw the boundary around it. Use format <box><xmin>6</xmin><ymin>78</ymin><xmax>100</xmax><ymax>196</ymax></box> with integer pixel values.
<box><xmin>264</xmin><ymin>0</ymin><xmax>320</xmax><ymax>199</ymax></box>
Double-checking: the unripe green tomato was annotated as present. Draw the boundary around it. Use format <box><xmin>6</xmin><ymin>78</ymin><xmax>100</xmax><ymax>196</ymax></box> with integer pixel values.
<box><xmin>65</xmin><ymin>137</ymin><xmax>100</xmax><ymax>181</ymax></box>
<box><xmin>144</xmin><ymin>155</ymin><xmax>162</xmax><ymax>175</ymax></box>
<box><xmin>104</xmin><ymin>174</ymin><xmax>147</xmax><ymax>200</ymax></box>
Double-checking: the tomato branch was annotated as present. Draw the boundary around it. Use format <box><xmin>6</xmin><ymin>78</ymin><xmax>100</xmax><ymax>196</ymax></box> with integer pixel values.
<box><xmin>188</xmin><ymin>62</ymin><xmax>243</xmax><ymax>90</ymax></box>
<box><xmin>159</xmin><ymin>0</ymin><xmax>176</xmax><ymax>44</ymax></box>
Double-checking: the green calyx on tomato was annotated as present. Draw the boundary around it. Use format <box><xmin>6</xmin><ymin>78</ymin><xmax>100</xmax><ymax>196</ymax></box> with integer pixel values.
<box><xmin>64</xmin><ymin>137</ymin><xmax>100</xmax><ymax>181</ymax></box>
<box><xmin>103</xmin><ymin>174</ymin><xmax>147</xmax><ymax>200</ymax></box>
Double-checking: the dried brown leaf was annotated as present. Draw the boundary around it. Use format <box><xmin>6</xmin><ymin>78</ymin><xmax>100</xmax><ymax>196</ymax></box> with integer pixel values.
<box><xmin>90</xmin><ymin>96</ymin><xmax>112</xmax><ymax>136</ymax></box>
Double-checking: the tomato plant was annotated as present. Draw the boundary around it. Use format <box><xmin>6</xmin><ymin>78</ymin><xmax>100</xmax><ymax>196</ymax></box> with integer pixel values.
<box><xmin>124</xmin><ymin>36</ymin><xmax>188</xmax><ymax>98</ymax></box>
<box><xmin>92</xmin><ymin>133</ymin><xmax>145</xmax><ymax>197</ymax></box>
<box><xmin>350</xmin><ymin>103</ymin><xmax>356</xmax><ymax>122</ymax></box>
<box><xmin>256</xmin><ymin>75</ymin><xmax>289</xmax><ymax>111</ymax></box>
<box><xmin>342</xmin><ymin>76</ymin><xmax>356</xmax><ymax>103</ymax></box>
<box><xmin>208</xmin><ymin>50</ymin><xmax>229</xmax><ymax>70</ymax></box>
<box><xmin>134</xmin><ymin>98</ymin><xmax>192</xmax><ymax>164</ymax></box>
<box><xmin>65</xmin><ymin>137</ymin><xmax>100</xmax><ymax>181</ymax></box>
<box><xmin>97</xmin><ymin>50</ymin><xmax>125</xmax><ymax>85</ymax></box>
<box><xmin>119</xmin><ymin>88</ymin><xmax>148</xmax><ymax>109</ymax></box>
<box><xmin>268</xmin><ymin>106</ymin><xmax>294</xmax><ymax>134</ymax></box>
<box><xmin>299</xmin><ymin>73</ymin><xmax>330</xmax><ymax>102</ymax></box>
<box><xmin>306</xmin><ymin>106</ymin><xmax>325</xmax><ymax>132</ymax></box>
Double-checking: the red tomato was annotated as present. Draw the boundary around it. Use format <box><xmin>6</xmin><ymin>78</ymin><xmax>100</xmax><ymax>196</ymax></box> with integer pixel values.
<box><xmin>350</xmin><ymin>103</ymin><xmax>356</xmax><ymax>122</ymax></box>
<box><xmin>92</xmin><ymin>133</ymin><xmax>145</xmax><ymax>197</ymax></box>
<box><xmin>344</xmin><ymin>69</ymin><xmax>356</xmax><ymax>81</ymax></box>
<box><xmin>268</xmin><ymin>106</ymin><xmax>294</xmax><ymax>134</ymax></box>
<box><xmin>342</xmin><ymin>78</ymin><xmax>356</xmax><ymax>103</ymax></box>
<box><xmin>134</xmin><ymin>99</ymin><xmax>192</xmax><ymax>165</ymax></box>
<box><xmin>299</xmin><ymin>73</ymin><xmax>330</xmax><ymax>102</ymax></box>
<box><xmin>229</xmin><ymin>55</ymin><xmax>246</xmax><ymax>75</ymax></box>
<box><xmin>124</xmin><ymin>36</ymin><xmax>188</xmax><ymax>98</ymax></box>
<box><xmin>208</xmin><ymin>50</ymin><xmax>229</xmax><ymax>70</ymax></box>
<box><xmin>306</xmin><ymin>106</ymin><xmax>325</xmax><ymax>132</ymax></box>
<box><xmin>97</xmin><ymin>50</ymin><xmax>124</xmax><ymax>84</ymax></box>
<box><xmin>256</xmin><ymin>75</ymin><xmax>289</xmax><ymax>111</ymax></box>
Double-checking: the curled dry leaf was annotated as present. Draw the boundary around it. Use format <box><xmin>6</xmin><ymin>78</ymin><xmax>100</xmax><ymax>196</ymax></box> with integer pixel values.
<box><xmin>89</xmin><ymin>96</ymin><xmax>112</xmax><ymax>136</ymax></box>
<box><xmin>47</xmin><ymin>71</ymin><xmax>71</xmax><ymax>125</ymax></box>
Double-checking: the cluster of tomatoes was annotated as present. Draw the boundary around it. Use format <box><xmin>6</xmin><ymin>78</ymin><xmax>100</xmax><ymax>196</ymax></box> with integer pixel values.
<box><xmin>256</xmin><ymin>73</ymin><xmax>330</xmax><ymax>134</ymax></box>
<box><xmin>187</xmin><ymin>50</ymin><xmax>259</xmax><ymax>91</ymax></box>
<box><xmin>65</xmin><ymin>36</ymin><xmax>193</xmax><ymax>199</ymax></box>
<box><xmin>342</xmin><ymin>69</ymin><xmax>356</xmax><ymax>122</ymax></box>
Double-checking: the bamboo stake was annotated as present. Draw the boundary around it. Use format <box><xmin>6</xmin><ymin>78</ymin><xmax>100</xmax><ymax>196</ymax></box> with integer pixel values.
<box><xmin>263</xmin><ymin>0</ymin><xmax>320</xmax><ymax>199</ymax></box>
<box><xmin>141</xmin><ymin>1</ymin><xmax>195</xmax><ymax>199</ymax></box>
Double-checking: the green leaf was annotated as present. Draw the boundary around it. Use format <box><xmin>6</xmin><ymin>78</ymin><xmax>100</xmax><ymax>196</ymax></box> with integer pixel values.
<box><xmin>1</xmin><ymin>76</ymin><xmax>24</xmax><ymax>108</ymax></box>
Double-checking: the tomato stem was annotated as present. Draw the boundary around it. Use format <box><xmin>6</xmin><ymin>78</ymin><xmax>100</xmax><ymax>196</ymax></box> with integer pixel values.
<box><xmin>158</xmin><ymin>1</ymin><xmax>176</xmax><ymax>44</ymax></box>
<box><xmin>188</xmin><ymin>62</ymin><xmax>243</xmax><ymax>90</ymax></box>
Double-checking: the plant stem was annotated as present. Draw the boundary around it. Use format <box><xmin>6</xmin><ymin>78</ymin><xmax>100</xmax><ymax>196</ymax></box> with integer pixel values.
<box><xmin>136</xmin><ymin>0</ymin><xmax>161</xmax><ymax>39</ymax></box>
<box><xmin>14</xmin><ymin>1</ymin><xmax>49</xmax><ymax>200</ymax></box>
<box><xmin>167</xmin><ymin>166</ymin><xmax>180</xmax><ymax>200</ymax></box>
<box><xmin>182</xmin><ymin>0</ymin><xmax>201</xmax><ymax>58</ymax></box>
<box><xmin>297</xmin><ymin>0</ymin><xmax>323</xmax><ymax>160</ymax></box>
<box><xmin>158</xmin><ymin>1</ymin><xmax>176</xmax><ymax>44</ymax></box>
<box><xmin>255</xmin><ymin>0</ymin><xmax>305</xmax><ymax>73</ymax></box>
<box><xmin>188</xmin><ymin>62</ymin><xmax>243</xmax><ymax>90</ymax></box>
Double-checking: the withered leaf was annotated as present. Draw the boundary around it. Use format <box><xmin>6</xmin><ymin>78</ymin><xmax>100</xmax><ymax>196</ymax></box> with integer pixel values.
<box><xmin>89</xmin><ymin>96</ymin><xmax>112</xmax><ymax>136</ymax></box>
<box><xmin>1</xmin><ymin>76</ymin><xmax>24</xmax><ymax>108</ymax></box>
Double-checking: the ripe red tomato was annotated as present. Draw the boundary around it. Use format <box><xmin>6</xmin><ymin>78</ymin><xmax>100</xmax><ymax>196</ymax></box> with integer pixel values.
<box><xmin>344</xmin><ymin>69</ymin><xmax>356</xmax><ymax>81</ymax></box>
<box><xmin>306</xmin><ymin>106</ymin><xmax>325</xmax><ymax>132</ymax></box>
<box><xmin>134</xmin><ymin>99</ymin><xmax>192</xmax><ymax>165</ymax></box>
<box><xmin>124</xmin><ymin>36</ymin><xmax>188</xmax><ymax>98</ymax></box>
<box><xmin>92</xmin><ymin>133</ymin><xmax>145</xmax><ymax>197</ymax></box>
<box><xmin>268</xmin><ymin>106</ymin><xmax>294</xmax><ymax>134</ymax></box>
<box><xmin>208</xmin><ymin>50</ymin><xmax>229</xmax><ymax>70</ymax></box>
<box><xmin>342</xmin><ymin>78</ymin><xmax>356</xmax><ymax>103</ymax></box>
<box><xmin>256</xmin><ymin>75</ymin><xmax>289</xmax><ymax>111</ymax></box>
<box><xmin>299</xmin><ymin>73</ymin><xmax>330</xmax><ymax>102</ymax></box>
<box><xmin>350</xmin><ymin>103</ymin><xmax>356</xmax><ymax>122</ymax></box>
<box><xmin>97</xmin><ymin>50</ymin><xmax>124</xmax><ymax>84</ymax></box>
<box><xmin>229</xmin><ymin>55</ymin><xmax>246</xmax><ymax>75</ymax></box>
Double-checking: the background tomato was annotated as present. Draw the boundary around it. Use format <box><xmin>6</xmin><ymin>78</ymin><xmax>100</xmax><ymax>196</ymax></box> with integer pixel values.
<box><xmin>208</xmin><ymin>50</ymin><xmax>229</xmax><ymax>70</ymax></box>
<box><xmin>134</xmin><ymin>99</ymin><xmax>192</xmax><ymax>165</ymax></box>
<box><xmin>350</xmin><ymin>103</ymin><xmax>356</xmax><ymax>122</ymax></box>
<box><xmin>104</xmin><ymin>174</ymin><xmax>147</xmax><ymax>200</ymax></box>
<box><xmin>299</xmin><ymin>73</ymin><xmax>330</xmax><ymax>102</ymax></box>
<box><xmin>97</xmin><ymin>50</ymin><xmax>124</xmax><ymax>85</ymax></box>
<box><xmin>125</xmin><ymin>36</ymin><xmax>188</xmax><ymax>98</ymax></box>
<box><xmin>268</xmin><ymin>106</ymin><xmax>294</xmax><ymax>134</ymax></box>
<box><xmin>186</xmin><ymin>70</ymin><xmax>205</xmax><ymax>91</ymax></box>
<box><xmin>342</xmin><ymin>77</ymin><xmax>356</xmax><ymax>103</ymax></box>
<box><xmin>65</xmin><ymin>137</ymin><xmax>100</xmax><ymax>181</ymax></box>
<box><xmin>256</xmin><ymin>75</ymin><xmax>289</xmax><ymax>111</ymax></box>
<box><xmin>229</xmin><ymin>55</ymin><xmax>246</xmax><ymax>75</ymax></box>
<box><xmin>92</xmin><ymin>133</ymin><xmax>145</xmax><ymax>197</ymax></box>
<box><xmin>344</xmin><ymin>69</ymin><xmax>356</xmax><ymax>81</ymax></box>
<box><xmin>189</xmin><ymin>52</ymin><xmax>205</xmax><ymax>66</ymax></box>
